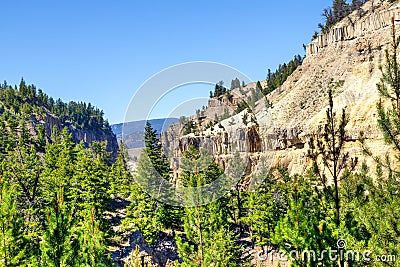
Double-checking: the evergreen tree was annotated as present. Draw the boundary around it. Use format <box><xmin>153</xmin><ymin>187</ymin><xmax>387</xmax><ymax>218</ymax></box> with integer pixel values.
<box><xmin>124</xmin><ymin>187</ymin><xmax>164</xmax><ymax>245</ymax></box>
<box><xmin>124</xmin><ymin>122</ymin><xmax>182</xmax><ymax>244</ymax></box>
<box><xmin>74</xmin><ymin>142</ymin><xmax>111</xmax><ymax>226</ymax></box>
<box><xmin>226</xmin><ymin>151</ymin><xmax>246</xmax><ymax>235</ymax></box>
<box><xmin>351</xmin><ymin>0</ymin><xmax>366</xmax><ymax>11</ymax></box>
<box><xmin>41</xmin><ymin>128</ymin><xmax>76</xmax><ymax>207</ymax></box>
<box><xmin>242</xmin><ymin>161</ymin><xmax>286</xmax><ymax>251</ymax></box>
<box><xmin>230</xmin><ymin>78</ymin><xmax>241</xmax><ymax>90</ymax></box>
<box><xmin>6</xmin><ymin>139</ymin><xmax>43</xmax><ymax>257</ymax></box>
<box><xmin>273</xmin><ymin>174</ymin><xmax>337</xmax><ymax>267</ymax></box>
<box><xmin>110</xmin><ymin>141</ymin><xmax>132</xmax><ymax>198</ymax></box>
<box><xmin>0</xmin><ymin>174</ymin><xmax>28</xmax><ymax>266</ymax></box>
<box><xmin>354</xmin><ymin>18</ymin><xmax>400</xmax><ymax>264</ymax></box>
<box><xmin>40</xmin><ymin>186</ymin><xmax>79</xmax><ymax>267</ymax></box>
<box><xmin>308</xmin><ymin>89</ymin><xmax>357</xmax><ymax>228</ymax></box>
<box><xmin>176</xmin><ymin>148</ymin><xmax>238</xmax><ymax>266</ymax></box>
<box><xmin>144</xmin><ymin>122</ymin><xmax>170</xmax><ymax>180</ymax></box>
<box><xmin>36</xmin><ymin>124</ymin><xmax>47</xmax><ymax>152</ymax></box>
<box><xmin>75</xmin><ymin>208</ymin><xmax>107</xmax><ymax>266</ymax></box>
<box><xmin>332</xmin><ymin>0</ymin><xmax>350</xmax><ymax>23</ymax></box>
<box><xmin>265</xmin><ymin>55</ymin><xmax>303</xmax><ymax>95</ymax></box>
<box><xmin>143</xmin><ymin>122</ymin><xmax>182</xmax><ymax>228</ymax></box>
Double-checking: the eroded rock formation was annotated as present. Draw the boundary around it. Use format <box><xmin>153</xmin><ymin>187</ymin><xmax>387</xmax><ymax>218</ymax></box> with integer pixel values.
<box><xmin>162</xmin><ymin>0</ymin><xmax>398</xmax><ymax>182</ymax></box>
<box><xmin>32</xmin><ymin>112</ymin><xmax>118</xmax><ymax>158</ymax></box>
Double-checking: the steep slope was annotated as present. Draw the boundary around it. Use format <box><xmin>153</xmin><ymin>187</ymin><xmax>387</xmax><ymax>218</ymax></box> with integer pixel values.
<box><xmin>162</xmin><ymin>0</ymin><xmax>399</xmax><ymax>180</ymax></box>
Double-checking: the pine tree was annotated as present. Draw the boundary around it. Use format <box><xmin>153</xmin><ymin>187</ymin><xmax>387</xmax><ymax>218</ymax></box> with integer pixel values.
<box><xmin>351</xmin><ymin>0</ymin><xmax>365</xmax><ymax>11</ymax></box>
<box><xmin>176</xmin><ymin>150</ymin><xmax>238</xmax><ymax>266</ymax></box>
<box><xmin>143</xmin><ymin>122</ymin><xmax>182</xmax><ymax>228</ymax></box>
<box><xmin>332</xmin><ymin>0</ymin><xmax>350</xmax><ymax>23</ymax></box>
<box><xmin>273</xmin><ymin>175</ymin><xmax>337</xmax><ymax>267</ymax></box>
<box><xmin>242</xmin><ymin>161</ymin><xmax>284</xmax><ymax>250</ymax></box>
<box><xmin>124</xmin><ymin>122</ymin><xmax>181</xmax><ymax>244</ymax></box>
<box><xmin>75</xmin><ymin>208</ymin><xmax>107</xmax><ymax>266</ymax></box>
<box><xmin>0</xmin><ymin>174</ymin><xmax>28</xmax><ymax>266</ymax></box>
<box><xmin>123</xmin><ymin>179</ymin><xmax>163</xmax><ymax>245</ymax></box>
<box><xmin>74</xmin><ymin>142</ymin><xmax>111</xmax><ymax>226</ymax></box>
<box><xmin>36</xmin><ymin>124</ymin><xmax>47</xmax><ymax>152</ymax></box>
<box><xmin>226</xmin><ymin>151</ymin><xmax>246</xmax><ymax>235</ymax></box>
<box><xmin>144</xmin><ymin>122</ymin><xmax>170</xmax><ymax>180</ymax></box>
<box><xmin>110</xmin><ymin>141</ymin><xmax>132</xmax><ymax>198</ymax></box>
<box><xmin>6</xmin><ymin>134</ymin><xmax>43</xmax><ymax>257</ymax></box>
<box><xmin>308</xmin><ymin>88</ymin><xmax>357</xmax><ymax>228</ymax></box>
<box><xmin>355</xmin><ymin>18</ymin><xmax>400</xmax><ymax>264</ymax></box>
<box><xmin>303</xmin><ymin>89</ymin><xmax>359</xmax><ymax>267</ymax></box>
<box><xmin>40</xmin><ymin>186</ymin><xmax>79</xmax><ymax>266</ymax></box>
<box><xmin>41</xmin><ymin>127</ymin><xmax>76</xmax><ymax>207</ymax></box>
<box><xmin>176</xmin><ymin>199</ymin><xmax>238</xmax><ymax>267</ymax></box>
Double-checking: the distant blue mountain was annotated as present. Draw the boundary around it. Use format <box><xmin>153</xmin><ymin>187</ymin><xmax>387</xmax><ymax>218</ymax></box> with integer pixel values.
<box><xmin>111</xmin><ymin>118</ymin><xmax>179</xmax><ymax>148</ymax></box>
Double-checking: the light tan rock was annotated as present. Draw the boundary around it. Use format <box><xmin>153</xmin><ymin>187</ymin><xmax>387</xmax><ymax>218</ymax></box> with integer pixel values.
<box><xmin>162</xmin><ymin>0</ymin><xmax>400</xmax><ymax>181</ymax></box>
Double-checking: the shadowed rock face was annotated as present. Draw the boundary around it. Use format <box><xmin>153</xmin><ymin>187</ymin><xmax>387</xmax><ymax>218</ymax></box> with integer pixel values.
<box><xmin>70</xmin><ymin>126</ymin><xmax>119</xmax><ymax>158</ymax></box>
<box><xmin>42</xmin><ymin>113</ymin><xmax>119</xmax><ymax>158</ymax></box>
<box><xmin>172</xmin><ymin>126</ymin><xmax>262</xmax><ymax>156</ymax></box>
<box><xmin>162</xmin><ymin>124</ymin><xmax>264</xmax><ymax>179</ymax></box>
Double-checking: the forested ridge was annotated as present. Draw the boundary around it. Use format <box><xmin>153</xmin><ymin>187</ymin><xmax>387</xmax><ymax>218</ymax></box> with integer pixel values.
<box><xmin>0</xmin><ymin>79</ymin><xmax>125</xmax><ymax>265</ymax></box>
<box><xmin>0</xmin><ymin>79</ymin><xmax>110</xmax><ymax>131</ymax></box>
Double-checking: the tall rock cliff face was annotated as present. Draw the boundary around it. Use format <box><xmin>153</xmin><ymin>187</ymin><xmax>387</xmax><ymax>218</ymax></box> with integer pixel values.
<box><xmin>31</xmin><ymin>112</ymin><xmax>119</xmax><ymax>158</ymax></box>
<box><xmin>162</xmin><ymin>0</ymin><xmax>399</xmax><ymax>180</ymax></box>
<box><xmin>306</xmin><ymin>0</ymin><xmax>400</xmax><ymax>56</ymax></box>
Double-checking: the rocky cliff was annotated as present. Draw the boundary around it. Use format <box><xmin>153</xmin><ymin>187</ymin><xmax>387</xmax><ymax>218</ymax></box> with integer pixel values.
<box><xmin>306</xmin><ymin>0</ymin><xmax>400</xmax><ymax>56</ymax></box>
<box><xmin>30</xmin><ymin>111</ymin><xmax>118</xmax><ymax>158</ymax></box>
<box><xmin>161</xmin><ymin>0</ymin><xmax>399</xmax><ymax>181</ymax></box>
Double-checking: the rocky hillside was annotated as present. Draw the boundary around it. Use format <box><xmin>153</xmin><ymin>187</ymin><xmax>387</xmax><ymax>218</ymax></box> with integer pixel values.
<box><xmin>0</xmin><ymin>80</ymin><xmax>118</xmax><ymax>157</ymax></box>
<box><xmin>161</xmin><ymin>0</ymin><xmax>399</xmax><ymax>180</ymax></box>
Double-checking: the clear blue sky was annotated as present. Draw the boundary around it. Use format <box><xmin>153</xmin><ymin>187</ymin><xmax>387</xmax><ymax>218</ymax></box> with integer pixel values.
<box><xmin>1</xmin><ymin>0</ymin><xmax>330</xmax><ymax>124</ymax></box>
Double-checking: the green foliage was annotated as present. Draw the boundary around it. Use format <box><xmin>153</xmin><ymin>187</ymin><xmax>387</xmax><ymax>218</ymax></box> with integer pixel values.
<box><xmin>0</xmin><ymin>175</ymin><xmax>28</xmax><ymax>266</ymax></box>
<box><xmin>74</xmin><ymin>142</ymin><xmax>111</xmax><ymax>224</ymax></box>
<box><xmin>0</xmin><ymin>109</ymin><xmax>117</xmax><ymax>265</ymax></box>
<box><xmin>183</xmin><ymin>120</ymin><xmax>198</xmax><ymax>135</ymax></box>
<box><xmin>176</xmin><ymin>147</ymin><xmax>238</xmax><ymax>266</ymax></box>
<box><xmin>230</xmin><ymin>78</ymin><xmax>241</xmax><ymax>90</ymax></box>
<box><xmin>75</xmin><ymin>208</ymin><xmax>107</xmax><ymax>266</ymax></box>
<box><xmin>350</xmin><ymin>20</ymin><xmax>400</xmax><ymax>265</ymax></box>
<box><xmin>176</xmin><ymin>200</ymin><xmax>238</xmax><ymax>267</ymax></box>
<box><xmin>377</xmin><ymin>19</ymin><xmax>400</xmax><ymax>152</ymax></box>
<box><xmin>123</xmin><ymin>154</ymin><xmax>165</xmax><ymax>245</ymax></box>
<box><xmin>242</xmin><ymin>161</ymin><xmax>287</xmax><ymax>249</ymax></box>
<box><xmin>226</xmin><ymin>151</ymin><xmax>246</xmax><ymax>235</ymax></box>
<box><xmin>242</xmin><ymin>112</ymin><xmax>248</xmax><ymax>125</ymax></box>
<box><xmin>265</xmin><ymin>55</ymin><xmax>303</xmax><ymax>95</ymax></box>
<box><xmin>212</xmin><ymin>80</ymin><xmax>228</xmax><ymax>98</ymax></box>
<box><xmin>308</xmin><ymin>88</ymin><xmax>356</xmax><ymax>227</ymax></box>
<box><xmin>110</xmin><ymin>141</ymin><xmax>132</xmax><ymax>198</ymax></box>
<box><xmin>315</xmin><ymin>0</ymin><xmax>368</xmax><ymax>38</ymax></box>
<box><xmin>0</xmin><ymin>80</ymin><xmax>130</xmax><ymax>265</ymax></box>
<box><xmin>0</xmin><ymin>79</ymin><xmax>111</xmax><ymax>131</ymax></box>
<box><xmin>236</xmin><ymin>99</ymin><xmax>250</xmax><ymax>114</ymax></box>
<box><xmin>273</xmin><ymin>175</ymin><xmax>337</xmax><ymax>267</ymax></box>
<box><xmin>124</xmin><ymin>122</ymin><xmax>182</xmax><ymax>245</ymax></box>
<box><xmin>40</xmin><ymin>186</ymin><xmax>79</xmax><ymax>266</ymax></box>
